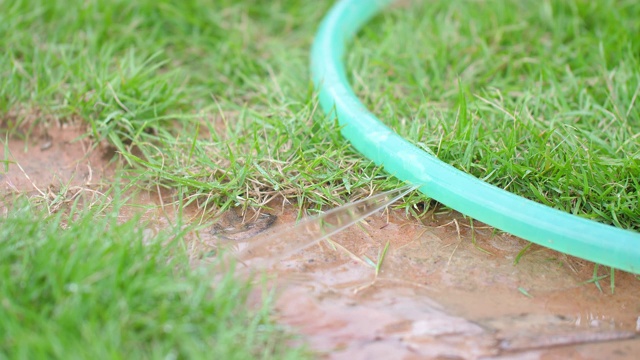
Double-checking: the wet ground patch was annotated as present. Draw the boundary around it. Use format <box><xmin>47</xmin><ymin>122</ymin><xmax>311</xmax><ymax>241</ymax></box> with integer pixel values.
<box><xmin>188</xmin><ymin>200</ymin><xmax>640</xmax><ymax>359</ymax></box>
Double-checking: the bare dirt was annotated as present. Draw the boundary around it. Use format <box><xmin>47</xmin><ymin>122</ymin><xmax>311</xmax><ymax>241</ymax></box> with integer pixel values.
<box><xmin>0</xmin><ymin>123</ymin><xmax>114</xmax><ymax>197</ymax></box>
<box><xmin>3</xmin><ymin>126</ymin><xmax>639</xmax><ymax>360</ymax></box>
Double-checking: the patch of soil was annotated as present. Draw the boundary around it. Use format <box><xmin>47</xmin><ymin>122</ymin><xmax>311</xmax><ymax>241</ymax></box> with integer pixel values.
<box><xmin>211</xmin><ymin>206</ymin><xmax>278</xmax><ymax>241</ymax></box>
<box><xmin>193</xmin><ymin>203</ymin><xmax>640</xmax><ymax>359</ymax></box>
<box><xmin>0</xmin><ymin>124</ymin><xmax>114</xmax><ymax>195</ymax></box>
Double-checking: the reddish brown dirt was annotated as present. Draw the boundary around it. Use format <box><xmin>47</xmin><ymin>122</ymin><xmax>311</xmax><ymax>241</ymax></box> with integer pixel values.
<box><xmin>0</xmin><ymin>124</ymin><xmax>114</xmax><ymax>195</ymax></box>
<box><xmin>195</xmin><ymin>204</ymin><xmax>640</xmax><ymax>360</ymax></box>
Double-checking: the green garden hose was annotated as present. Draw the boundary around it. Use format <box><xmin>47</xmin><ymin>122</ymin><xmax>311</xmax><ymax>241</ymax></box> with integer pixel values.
<box><xmin>310</xmin><ymin>0</ymin><xmax>640</xmax><ymax>273</ymax></box>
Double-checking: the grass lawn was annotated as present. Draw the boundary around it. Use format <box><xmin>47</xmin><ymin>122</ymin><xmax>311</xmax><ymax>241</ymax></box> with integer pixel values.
<box><xmin>351</xmin><ymin>0</ymin><xmax>639</xmax><ymax>229</ymax></box>
<box><xmin>1</xmin><ymin>0</ymin><xmax>639</xmax><ymax>358</ymax></box>
<box><xmin>0</xmin><ymin>196</ymin><xmax>306</xmax><ymax>359</ymax></box>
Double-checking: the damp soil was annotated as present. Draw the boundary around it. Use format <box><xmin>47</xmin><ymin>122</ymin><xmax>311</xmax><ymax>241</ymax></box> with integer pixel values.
<box><xmin>3</xmin><ymin>125</ymin><xmax>639</xmax><ymax>359</ymax></box>
<box><xmin>194</xmin><ymin>203</ymin><xmax>640</xmax><ymax>360</ymax></box>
